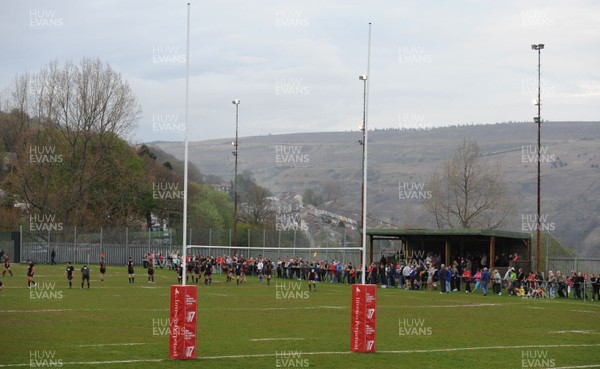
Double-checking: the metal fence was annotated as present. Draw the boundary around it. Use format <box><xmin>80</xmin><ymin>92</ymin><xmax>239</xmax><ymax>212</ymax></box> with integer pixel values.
<box><xmin>19</xmin><ymin>226</ymin><xmax>360</xmax><ymax>265</ymax></box>
<box><xmin>187</xmin><ymin>245</ymin><xmax>362</xmax><ymax>265</ymax></box>
<box><xmin>548</xmin><ymin>257</ymin><xmax>600</xmax><ymax>274</ymax></box>
<box><xmin>20</xmin><ymin>227</ymin><xmax>175</xmax><ymax>266</ymax></box>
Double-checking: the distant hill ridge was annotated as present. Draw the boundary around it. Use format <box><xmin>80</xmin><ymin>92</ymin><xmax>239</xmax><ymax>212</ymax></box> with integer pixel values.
<box><xmin>154</xmin><ymin>121</ymin><xmax>600</xmax><ymax>257</ymax></box>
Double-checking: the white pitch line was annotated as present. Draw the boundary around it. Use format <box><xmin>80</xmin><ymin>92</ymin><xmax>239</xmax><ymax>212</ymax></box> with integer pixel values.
<box><xmin>1</xmin><ymin>309</ymin><xmax>75</xmax><ymax>313</ymax></box>
<box><xmin>62</xmin><ymin>359</ymin><xmax>165</xmax><ymax>367</ymax></box>
<box><xmin>201</xmin><ymin>305</ymin><xmax>344</xmax><ymax>312</ymax></box>
<box><xmin>76</xmin><ymin>343</ymin><xmax>149</xmax><ymax>347</ymax></box>
<box><xmin>377</xmin><ymin>343</ymin><xmax>600</xmax><ymax>355</ymax></box>
<box><xmin>378</xmin><ymin>303</ymin><xmax>500</xmax><ymax>309</ymax></box>
<box><xmin>250</xmin><ymin>338</ymin><xmax>305</xmax><ymax>342</ymax></box>
<box><xmin>571</xmin><ymin>310</ymin><xmax>598</xmax><ymax>314</ymax></box>
<box><xmin>551</xmin><ymin>330</ymin><xmax>600</xmax><ymax>335</ymax></box>
<box><xmin>1</xmin><ymin>342</ymin><xmax>598</xmax><ymax>367</ymax></box>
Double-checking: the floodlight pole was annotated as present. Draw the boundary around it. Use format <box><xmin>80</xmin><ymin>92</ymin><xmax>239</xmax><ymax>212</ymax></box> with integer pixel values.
<box><xmin>532</xmin><ymin>43</ymin><xmax>544</xmax><ymax>272</ymax></box>
<box><xmin>232</xmin><ymin>100</ymin><xmax>240</xmax><ymax>255</ymax></box>
<box><xmin>181</xmin><ymin>3</ymin><xmax>191</xmax><ymax>286</ymax></box>
<box><xmin>360</xmin><ymin>23</ymin><xmax>372</xmax><ymax>285</ymax></box>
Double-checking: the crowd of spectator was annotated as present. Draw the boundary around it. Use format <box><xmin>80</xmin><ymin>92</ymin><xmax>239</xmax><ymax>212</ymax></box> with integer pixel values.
<box><xmin>137</xmin><ymin>250</ymin><xmax>600</xmax><ymax>301</ymax></box>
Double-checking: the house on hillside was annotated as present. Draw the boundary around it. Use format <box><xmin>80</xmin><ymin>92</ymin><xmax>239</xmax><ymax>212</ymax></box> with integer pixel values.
<box><xmin>210</xmin><ymin>182</ymin><xmax>231</xmax><ymax>194</ymax></box>
<box><xmin>268</xmin><ymin>192</ymin><xmax>303</xmax><ymax>214</ymax></box>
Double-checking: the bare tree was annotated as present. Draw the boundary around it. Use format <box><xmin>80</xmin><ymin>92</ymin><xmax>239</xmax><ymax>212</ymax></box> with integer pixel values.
<box><xmin>243</xmin><ymin>186</ymin><xmax>275</xmax><ymax>228</ymax></box>
<box><xmin>3</xmin><ymin>58</ymin><xmax>142</xmax><ymax>226</ymax></box>
<box><xmin>424</xmin><ymin>140</ymin><xmax>516</xmax><ymax>229</ymax></box>
<box><xmin>322</xmin><ymin>180</ymin><xmax>342</xmax><ymax>202</ymax></box>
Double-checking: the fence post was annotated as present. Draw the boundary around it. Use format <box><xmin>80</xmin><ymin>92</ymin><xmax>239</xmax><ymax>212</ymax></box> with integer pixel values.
<box><xmin>248</xmin><ymin>229</ymin><xmax>251</xmax><ymax>248</ymax></box>
<box><xmin>47</xmin><ymin>228</ymin><xmax>50</xmax><ymax>264</ymax></box>
<box><xmin>126</xmin><ymin>227</ymin><xmax>129</xmax><ymax>260</ymax></box>
<box><xmin>20</xmin><ymin>224</ymin><xmax>23</xmax><ymax>263</ymax></box>
<box><xmin>74</xmin><ymin>226</ymin><xmax>78</xmax><ymax>264</ymax></box>
<box><xmin>100</xmin><ymin>227</ymin><xmax>103</xmax><ymax>260</ymax></box>
<box><xmin>209</xmin><ymin>228</ymin><xmax>212</xmax><ymax>246</ymax></box>
<box><xmin>545</xmin><ymin>233</ymin><xmax>549</xmax><ymax>273</ymax></box>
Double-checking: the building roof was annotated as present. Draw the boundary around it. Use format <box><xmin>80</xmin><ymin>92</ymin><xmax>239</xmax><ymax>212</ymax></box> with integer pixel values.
<box><xmin>364</xmin><ymin>228</ymin><xmax>531</xmax><ymax>241</ymax></box>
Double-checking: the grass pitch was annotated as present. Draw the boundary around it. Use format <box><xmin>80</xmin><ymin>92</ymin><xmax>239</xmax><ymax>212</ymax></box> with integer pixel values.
<box><xmin>1</xmin><ymin>264</ymin><xmax>599</xmax><ymax>369</ymax></box>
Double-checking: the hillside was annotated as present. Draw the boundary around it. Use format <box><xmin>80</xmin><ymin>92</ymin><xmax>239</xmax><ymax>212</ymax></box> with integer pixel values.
<box><xmin>154</xmin><ymin>122</ymin><xmax>600</xmax><ymax>257</ymax></box>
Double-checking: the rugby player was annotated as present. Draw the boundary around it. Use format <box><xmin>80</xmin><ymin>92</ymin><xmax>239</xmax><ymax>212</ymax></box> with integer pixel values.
<box><xmin>265</xmin><ymin>260</ymin><xmax>273</xmax><ymax>286</ymax></box>
<box><xmin>127</xmin><ymin>256</ymin><xmax>135</xmax><ymax>284</ymax></box>
<box><xmin>235</xmin><ymin>261</ymin><xmax>241</xmax><ymax>285</ymax></box>
<box><xmin>99</xmin><ymin>257</ymin><xmax>106</xmax><ymax>282</ymax></box>
<box><xmin>308</xmin><ymin>263</ymin><xmax>317</xmax><ymax>291</ymax></box>
<box><xmin>65</xmin><ymin>262</ymin><xmax>75</xmax><ymax>288</ymax></box>
<box><xmin>26</xmin><ymin>259</ymin><xmax>36</xmax><ymax>288</ymax></box>
<box><xmin>193</xmin><ymin>260</ymin><xmax>201</xmax><ymax>284</ymax></box>
<box><xmin>204</xmin><ymin>262</ymin><xmax>212</xmax><ymax>286</ymax></box>
<box><xmin>81</xmin><ymin>265</ymin><xmax>90</xmax><ymax>289</ymax></box>
<box><xmin>147</xmin><ymin>259</ymin><xmax>155</xmax><ymax>283</ymax></box>
<box><xmin>2</xmin><ymin>253</ymin><xmax>13</xmax><ymax>277</ymax></box>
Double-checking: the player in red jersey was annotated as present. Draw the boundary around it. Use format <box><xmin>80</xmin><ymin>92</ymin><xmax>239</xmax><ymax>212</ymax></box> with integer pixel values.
<box><xmin>2</xmin><ymin>253</ymin><xmax>13</xmax><ymax>277</ymax></box>
<box><xmin>99</xmin><ymin>257</ymin><xmax>106</xmax><ymax>282</ymax></box>
<box><xmin>26</xmin><ymin>259</ymin><xmax>37</xmax><ymax>288</ymax></box>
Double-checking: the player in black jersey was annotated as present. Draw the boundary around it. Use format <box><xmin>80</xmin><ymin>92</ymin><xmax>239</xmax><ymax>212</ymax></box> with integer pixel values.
<box><xmin>81</xmin><ymin>265</ymin><xmax>90</xmax><ymax>289</ymax></box>
<box><xmin>127</xmin><ymin>257</ymin><xmax>135</xmax><ymax>284</ymax></box>
<box><xmin>204</xmin><ymin>262</ymin><xmax>212</xmax><ymax>286</ymax></box>
<box><xmin>193</xmin><ymin>261</ymin><xmax>201</xmax><ymax>284</ymax></box>
<box><xmin>308</xmin><ymin>264</ymin><xmax>317</xmax><ymax>291</ymax></box>
<box><xmin>234</xmin><ymin>262</ymin><xmax>241</xmax><ymax>285</ymax></box>
<box><xmin>177</xmin><ymin>265</ymin><xmax>183</xmax><ymax>284</ymax></box>
<box><xmin>65</xmin><ymin>262</ymin><xmax>75</xmax><ymax>288</ymax></box>
<box><xmin>99</xmin><ymin>257</ymin><xmax>106</xmax><ymax>282</ymax></box>
<box><xmin>186</xmin><ymin>260</ymin><xmax>194</xmax><ymax>283</ymax></box>
<box><xmin>26</xmin><ymin>259</ymin><xmax>37</xmax><ymax>288</ymax></box>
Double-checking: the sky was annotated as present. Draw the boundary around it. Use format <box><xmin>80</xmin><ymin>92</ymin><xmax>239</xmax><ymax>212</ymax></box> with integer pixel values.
<box><xmin>0</xmin><ymin>0</ymin><xmax>598</xmax><ymax>144</ymax></box>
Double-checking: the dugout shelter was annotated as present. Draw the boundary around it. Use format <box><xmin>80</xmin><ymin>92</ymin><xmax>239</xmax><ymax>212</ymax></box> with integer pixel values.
<box><xmin>364</xmin><ymin>228</ymin><xmax>531</xmax><ymax>270</ymax></box>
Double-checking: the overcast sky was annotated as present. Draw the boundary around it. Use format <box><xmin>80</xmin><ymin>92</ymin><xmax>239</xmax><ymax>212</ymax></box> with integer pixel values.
<box><xmin>1</xmin><ymin>0</ymin><xmax>598</xmax><ymax>144</ymax></box>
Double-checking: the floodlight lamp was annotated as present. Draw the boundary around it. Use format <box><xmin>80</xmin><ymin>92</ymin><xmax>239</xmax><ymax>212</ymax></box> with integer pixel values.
<box><xmin>232</xmin><ymin>99</ymin><xmax>240</xmax><ymax>105</ymax></box>
<box><xmin>359</xmin><ymin>75</ymin><xmax>368</xmax><ymax>80</ymax></box>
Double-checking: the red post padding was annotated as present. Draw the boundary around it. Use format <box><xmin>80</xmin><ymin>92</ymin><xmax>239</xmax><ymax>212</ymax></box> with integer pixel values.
<box><xmin>170</xmin><ymin>285</ymin><xmax>197</xmax><ymax>359</ymax></box>
<box><xmin>350</xmin><ymin>284</ymin><xmax>376</xmax><ymax>352</ymax></box>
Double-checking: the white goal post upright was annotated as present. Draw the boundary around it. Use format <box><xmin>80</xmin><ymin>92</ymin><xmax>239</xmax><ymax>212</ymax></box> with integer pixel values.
<box><xmin>181</xmin><ymin>2</ymin><xmax>191</xmax><ymax>287</ymax></box>
<box><xmin>360</xmin><ymin>22</ymin><xmax>372</xmax><ymax>285</ymax></box>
